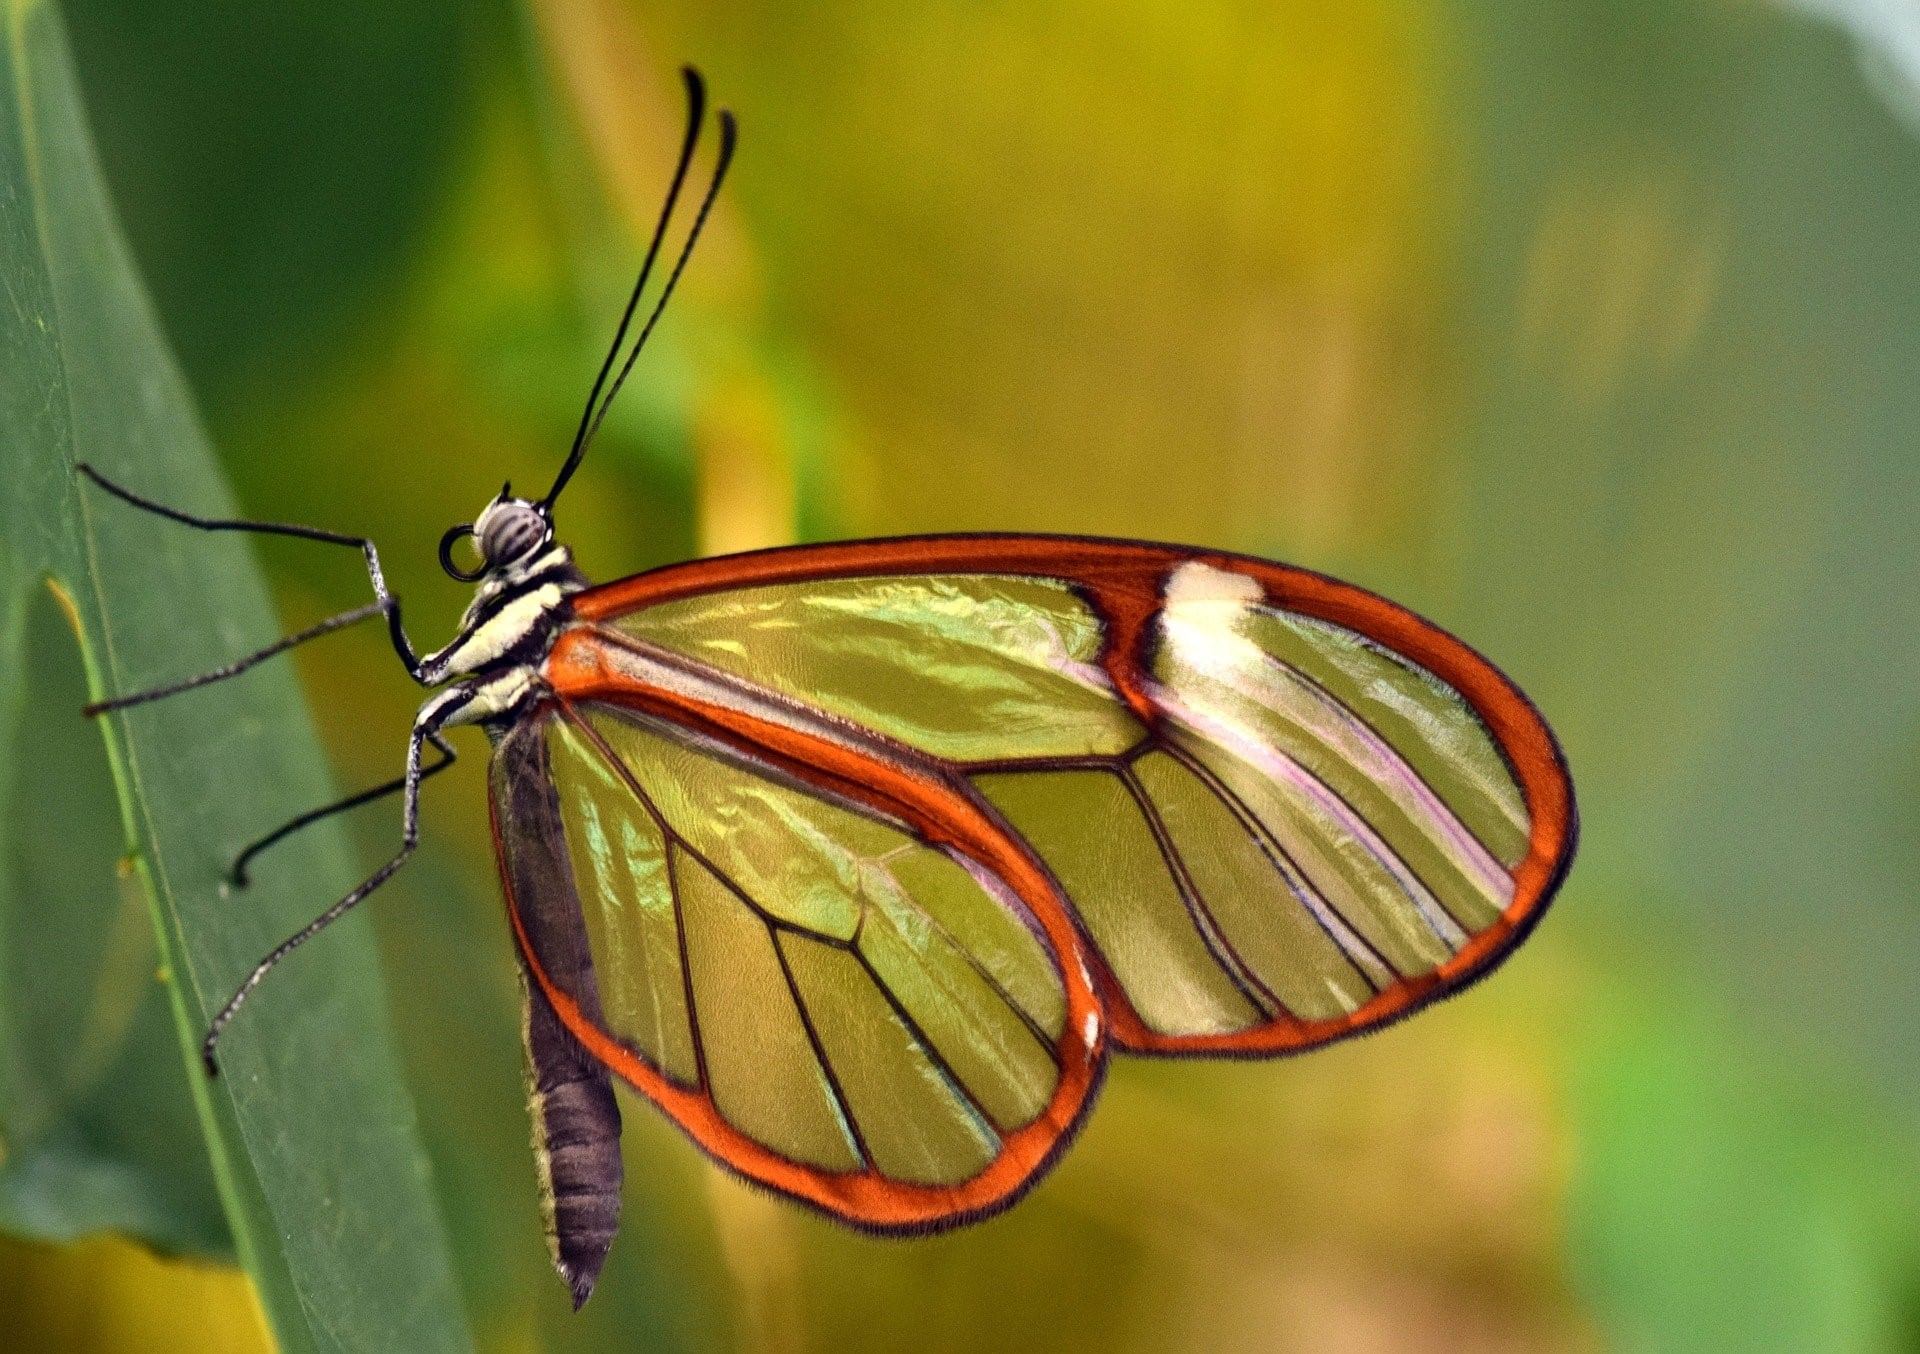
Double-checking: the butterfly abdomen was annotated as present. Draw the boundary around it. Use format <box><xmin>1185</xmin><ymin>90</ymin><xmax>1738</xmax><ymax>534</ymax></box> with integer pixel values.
<box><xmin>495</xmin><ymin>717</ymin><xmax>626</xmax><ymax>1306</ymax></box>
<box><xmin>523</xmin><ymin>975</ymin><xmax>624</xmax><ymax>1309</ymax></box>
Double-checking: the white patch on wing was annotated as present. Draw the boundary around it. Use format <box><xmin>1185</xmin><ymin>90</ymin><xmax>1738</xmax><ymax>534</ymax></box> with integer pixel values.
<box><xmin>1161</xmin><ymin>561</ymin><xmax>1263</xmax><ymax>678</ymax></box>
<box><xmin>1165</xmin><ymin>559</ymin><xmax>1261</xmax><ymax>609</ymax></box>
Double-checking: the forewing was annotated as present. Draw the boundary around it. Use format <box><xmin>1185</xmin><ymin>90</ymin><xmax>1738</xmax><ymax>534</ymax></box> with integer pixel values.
<box><xmin>487</xmin><ymin>695</ymin><xmax>1103</xmax><ymax>1232</ymax></box>
<box><xmin>566</xmin><ymin>536</ymin><xmax>1575</xmax><ymax>1057</ymax></box>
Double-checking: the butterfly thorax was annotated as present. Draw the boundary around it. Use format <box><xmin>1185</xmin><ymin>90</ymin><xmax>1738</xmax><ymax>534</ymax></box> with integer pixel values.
<box><xmin>417</xmin><ymin>514</ymin><xmax>589</xmax><ymax>732</ymax></box>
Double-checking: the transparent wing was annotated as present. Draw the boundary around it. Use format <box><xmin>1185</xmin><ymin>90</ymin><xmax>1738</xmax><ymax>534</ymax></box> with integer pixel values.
<box><xmin>560</xmin><ymin>536</ymin><xmax>1575</xmax><ymax>1056</ymax></box>
<box><xmin>488</xmin><ymin>694</ymin><xmax>1103</xmax><ymax>1232</ymax></box>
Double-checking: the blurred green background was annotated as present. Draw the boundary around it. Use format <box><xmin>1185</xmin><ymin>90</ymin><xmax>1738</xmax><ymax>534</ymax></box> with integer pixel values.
<box><xmin>5</xmin><ymin>0</ymin><xmax>1920</xmax><ymax>1349</ymax></box>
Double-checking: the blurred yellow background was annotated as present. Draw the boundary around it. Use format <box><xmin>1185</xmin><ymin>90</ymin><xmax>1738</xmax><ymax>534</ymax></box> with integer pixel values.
<box><xmin>5</xmin><ymin>0</ymin><xmax>1920</xmax><ymax>1350</ymax></box>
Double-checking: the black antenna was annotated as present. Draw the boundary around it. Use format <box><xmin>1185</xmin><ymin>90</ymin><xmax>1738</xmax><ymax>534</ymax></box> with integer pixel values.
<box><xmin>576</xmin><ymin>108</ymin><xmax>737</xmax><ymax>457</ymax></box>
<box><xmin>542</xmin><ymin>65</ymin><xmax>721</xmax><ymax>513</ymax></box>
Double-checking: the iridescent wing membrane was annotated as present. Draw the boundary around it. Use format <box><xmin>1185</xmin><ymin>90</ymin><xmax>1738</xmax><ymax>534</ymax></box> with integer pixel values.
<box><xmin>491</xmin><ymin>536</ymin><xmax>1575</xmax><ymax>1229</ymax></box>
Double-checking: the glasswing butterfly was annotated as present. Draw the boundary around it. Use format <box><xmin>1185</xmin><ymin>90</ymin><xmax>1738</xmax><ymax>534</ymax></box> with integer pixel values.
<box><xmin>79</xmin><ymin>68</ymin><xmax>1576</xmax><ymax>1307</ymax></box>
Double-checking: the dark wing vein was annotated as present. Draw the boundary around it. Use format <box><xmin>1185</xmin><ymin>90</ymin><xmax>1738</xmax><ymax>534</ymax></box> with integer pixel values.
<box><xmin>1243</xmin><ymin>684</ymin><xmax>1476</xmax><ymax>939</ymax></box>
<box><xmin>558</xmin><ymin>699</ymin><xmax>817</xmax><ymax>938</ymax></box>
<box><xmin>767</xmin><ymin>922</ymin><xmax>873</xmax><ymax>1170</ymax></box>
<box><xmin>1257</xmin><ymin>646</ymin><xmax>1512</xmax><ymax>889</ymax></box>
<box><xmin>1165</xmin><ymin>692</ymin><xmax>1466</xmax><ymax>948</ymax></box>
<box><xmin>585</xmin><ymin>701</ymin><xmax>1064</xmax><ymax>1071</ymax></box>
<box><xmin>962</xmin><ymin>750</ymin><xmax>1142</xmax><ymax>776</ymax></box>
<box><xmin>1156</xmin><ymin>738</ymin><xmax>1392</xmax><ymax>990</ymax></box>
<box><xmin>555</xmin><ymin>697</ymin><xmax>1044</xmax><ymax>1162</ymax></box>
<box><xmin>962</xmin><ymin>736</ymin><xmax>1396</xmax><ymax>1006</ymax></box>
<box><xmin>561</xmin><ymin>699</ymin><xmax>875</xmax><ymax>1165</ymax></box>
<box><xmin>1115</xmin><ymin>763</ymin><xmax>1284</xmax><ymax>1019</ymax></box>
<box><xmin>873</xmin><ymin>857</ymin><xmax>1063</xmax><ymax>1068</ymax></box>
<box><xmin>554</xmin><ymin>701</ymin><xmax>710</xmax><ymax>1088</ymax></box>
<box><xmin>850</xmin><ymin>948</ymin><xmax>1002</xmax><ymax>1147</ymax></box>
<box><xmin>664</xmin><ymin>844</ymin><xmax>711</xmax><ymax>1090</ymax></box>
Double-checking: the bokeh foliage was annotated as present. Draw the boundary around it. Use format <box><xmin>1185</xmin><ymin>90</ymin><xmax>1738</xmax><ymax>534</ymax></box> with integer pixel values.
<box><xmin>2</xmin><ymin>0</ymin><xmax>1917</xmax><ymax>1350</ymax></box>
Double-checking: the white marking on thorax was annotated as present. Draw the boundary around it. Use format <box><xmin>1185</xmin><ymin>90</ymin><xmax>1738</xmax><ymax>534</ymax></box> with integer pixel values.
<box><xmin>434</xmin><ymin>667</ymin><xmax>538</xmax><ymax>728</ymax></box>
<box><xmin>433</xmin><ymin>584</ymin><xmax>565</xmax><ymax>677</ymax></box>
<box><xmin>456</xmin><ymin>546</ymin><xmax>576</xmax><ymax>629</ymax></box>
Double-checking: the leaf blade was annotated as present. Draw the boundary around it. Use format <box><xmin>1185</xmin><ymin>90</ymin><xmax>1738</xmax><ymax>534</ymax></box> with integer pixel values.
<box><xmin>0</xmin><ymin>2</ymin><xmax>471</xmax><ymax>1348</ymax></box>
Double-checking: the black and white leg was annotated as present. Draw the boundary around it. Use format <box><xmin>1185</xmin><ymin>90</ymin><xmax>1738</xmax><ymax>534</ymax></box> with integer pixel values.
<box><xmin>228</xmin><ymin>732</ymin><xmax>458</xmax><ymax>887</ymax></box>
<box><xmin>200</xmin><ymin>704</ymin><xmax>455</xmax><ymax>1074</ymax></box>
<box><xmin>76</xmin><ymin>461</ymin><xmax>429</xmax><ymax>686</ymax></box>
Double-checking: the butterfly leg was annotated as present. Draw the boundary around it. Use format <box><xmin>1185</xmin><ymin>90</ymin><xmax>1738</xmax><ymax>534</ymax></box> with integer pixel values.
<box><xmin>84</xmin><ymin>599</ymin><xmax>387</xmax><ymax>714</ymax></box>
<box><xmin>75</xmin><ymin>461</ymin><xmax>429</xmax><ymax>680</ymax></box>
<box><xmin>199</xmin><ymin>701</ymin><xmax>453</xmax><ymax>1074</ymax></box>
<box><xmin>227</xmin><ymin>733</ymin><xmax>457</xmax><ymax>887</ymax></box>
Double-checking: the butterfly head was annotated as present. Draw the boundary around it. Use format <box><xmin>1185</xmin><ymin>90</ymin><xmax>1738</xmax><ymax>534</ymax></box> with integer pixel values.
<box><xmin>439</xmin><ymin>484</ymin><xmax>554</xmax><ymax>583</ymax></box>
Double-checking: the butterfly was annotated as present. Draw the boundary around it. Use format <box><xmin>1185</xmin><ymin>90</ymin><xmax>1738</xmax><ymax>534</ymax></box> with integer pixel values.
<box><xmin>80</xmin><ymin>68</ymin><xmax>1576</xmax><ymax>1308</ymax></box>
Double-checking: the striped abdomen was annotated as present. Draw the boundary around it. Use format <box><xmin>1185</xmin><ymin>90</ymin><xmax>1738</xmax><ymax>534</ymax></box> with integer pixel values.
<box><xmin>494</xmin><ymin>724</ymin><xmax>624</xmax><ymax>1308</ymax></box>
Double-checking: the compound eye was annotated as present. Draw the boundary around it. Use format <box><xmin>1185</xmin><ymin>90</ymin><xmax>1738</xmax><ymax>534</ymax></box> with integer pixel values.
<box><xmin>479</xmin><ymin>506</ymin><xmax>547</xmax><ymax>566</ymax></box>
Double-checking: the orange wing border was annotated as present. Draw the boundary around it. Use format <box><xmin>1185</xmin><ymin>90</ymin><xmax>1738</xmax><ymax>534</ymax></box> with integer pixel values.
<box><xmin>566</xmin><ymin>533</ymin><xmax>1578</xmax><ymax>1061</ymax></box>
<box><xmin>490</xmin><ymin>679</ymin><xmax>1108</xmax><ymax>1234</ymax></box>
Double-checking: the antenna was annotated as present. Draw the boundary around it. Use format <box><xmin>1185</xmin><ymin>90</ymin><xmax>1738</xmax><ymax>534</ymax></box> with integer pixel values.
<box><xmin>579</xmin><ymin>108</ymin><xmax>736</xmax><ymax>457</ymax></box>
<box><xmin>543</xmin><ymin>66</ymin><xmax>736</xmax><ymax>513</ymax></box>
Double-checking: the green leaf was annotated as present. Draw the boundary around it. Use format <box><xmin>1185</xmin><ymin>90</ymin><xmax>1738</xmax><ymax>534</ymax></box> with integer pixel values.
<box><xmin>0</xmin><ymin>581</ymin><xmax>230</xmax><ymax>1257</ymax></box>
<box><xmin>0</xmin><ymin>2</ymin><xmax>470</xmax><ymax>1349</ymax></box>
